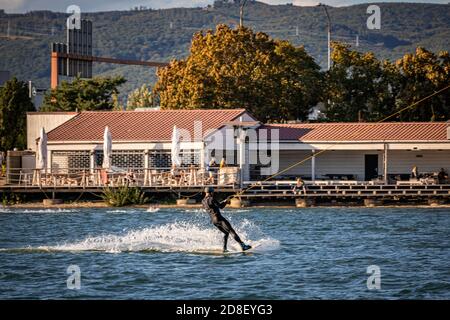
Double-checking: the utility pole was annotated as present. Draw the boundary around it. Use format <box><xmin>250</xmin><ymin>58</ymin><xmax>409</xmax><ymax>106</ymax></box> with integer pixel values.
<box><xmin>239</xmin><ymin>0</ymin><xmax>248</xmax><ymax>28</ymax></box>
<box><xmin>7</xmin><ymin>20</ymin><xmax>10</xmax><ymax>38</ymax></box>
<box><xmin>319</xmin><ymin>3</ymin><xmax>331</xmax><ymax>71</ymax></box>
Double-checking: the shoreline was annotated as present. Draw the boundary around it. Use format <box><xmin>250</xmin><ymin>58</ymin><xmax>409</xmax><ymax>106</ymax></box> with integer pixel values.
<box><xmin>2</xmin><ymin>201</ymin><xmax>450</xmax><ymax>210</ymax></box>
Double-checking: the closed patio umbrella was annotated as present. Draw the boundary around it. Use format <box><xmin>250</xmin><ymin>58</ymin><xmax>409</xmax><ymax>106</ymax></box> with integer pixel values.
<box><xmin>102</xmin><ymin>126</ymin><xmax>112</xmax><ymax>170</ymax></box>
<box><xmin>33</xmin><ymin>127</ymin><xmax>47</xmax><ymax>186</ymax></box>
<box><xmin>36</xmin><ymin>127</ymin><xmax>47</xmax><ymax>170</ymax></box>
<box><xmin>171</xmin><ymin>125</ymin><xmax>181</xmax><ymax>168</ymax></box>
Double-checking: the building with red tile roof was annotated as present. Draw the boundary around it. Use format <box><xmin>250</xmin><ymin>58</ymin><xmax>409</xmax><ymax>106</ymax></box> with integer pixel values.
<box><xmin>260</xmin><ymin>122</ymin><xmax>449</xmax><ymax>142</ymax></box>
<box><xmin>26</xmin><ymin>109</ymin><xmax>450</xmax><ymax>182</ymax></box>
<box><xmin>45</xmin><ymin>109</ymin><xmax>251</xmax><ymax>142</ymax></box>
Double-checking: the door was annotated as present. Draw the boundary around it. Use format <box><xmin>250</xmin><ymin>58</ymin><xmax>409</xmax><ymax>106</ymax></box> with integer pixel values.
<box><xmin>365</xmin><ymin>154</ymin><xmax>378</xmax><ymax>181</ymax></box>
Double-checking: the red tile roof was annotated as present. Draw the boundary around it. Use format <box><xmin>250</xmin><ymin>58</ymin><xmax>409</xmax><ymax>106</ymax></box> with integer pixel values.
<box><xmin>260</xmin><ymin>122</ymin><xmax>449</xmax><ymax>142</ymax></box>
<box><xmin>47</xmin><ymin>109</ymin><xmax>248</xmax><ymax>142</ymax></box>
<box><xmin>47</xmin><ymin>109</ymin><xmax>449</xmax><ymax>143</ymax></box>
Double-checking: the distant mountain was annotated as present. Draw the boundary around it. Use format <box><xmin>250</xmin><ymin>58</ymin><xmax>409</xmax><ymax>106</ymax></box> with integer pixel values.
<box><xmin>0</xmin><ymin>1</ymin><xmax>449</xmax><ymax>100</ymax></box>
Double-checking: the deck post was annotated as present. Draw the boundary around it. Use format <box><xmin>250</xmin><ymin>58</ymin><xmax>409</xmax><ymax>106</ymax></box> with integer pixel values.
<box><xmin>144</xmin><ymin>149</ymin><xmax>149</xmax><ymax>186</ymax></box>
<box><xmin>311</xmin><ymin>149</ymin><xmax>316</xmax><ymax>181</ymax></box>
<box><xmin>296</xmin><ymin>198</ymin><xmax>313</xmax><ymax>208</ymax></box>
<box><xmin>364</xmin><ymin>198</ymin><xmax>383</xmax><ymax>207</ymax></box>
<box><xmin>230</xmin><ymin>197</ymin><xmax>249</xmax><ymax>208</ymax></box>
<box><xmin>89</xmin><ymin>150</ymin><xmax>95</xmax><ymax>175</ymax></box>
<box><xmin>383</xmin><ymin>143</ymin><xmax>388</xmax><ymax>185</ymax></box>
<box><xmin>48</xmin><ymin>150</ymin><xmax>52</xmax><ymax>174</ymax></box>
<box><xmin>200</xmin><ymin>142</ymin><xmax>205</xmax><ymax>170</ymax></box>
<box><xmin>238</xmin><ymin>128</ymin><xmax>246</xmax><ymax>189</ymax></box>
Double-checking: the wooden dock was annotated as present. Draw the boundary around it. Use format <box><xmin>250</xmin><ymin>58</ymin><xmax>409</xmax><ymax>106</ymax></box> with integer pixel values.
<box><xmin>1</xmin><ymin>182</ymin><xmax>449</xmax><ymax>200</ymax></box>
<box><xmin>239</xmin><ymin>183</ymin><xmax>450</xmax><ymax>199</ymax></box>
<box><xmin>0</xmin><ymin>184</ymin><xmax>237</xmax><ymax>194</ymax></box>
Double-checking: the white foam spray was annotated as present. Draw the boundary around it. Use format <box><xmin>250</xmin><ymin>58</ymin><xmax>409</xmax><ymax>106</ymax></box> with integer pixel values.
<box><xmin>37</xmin><ymin>219</ymin><xmax>279</xmax><ymax>254</ymax></box>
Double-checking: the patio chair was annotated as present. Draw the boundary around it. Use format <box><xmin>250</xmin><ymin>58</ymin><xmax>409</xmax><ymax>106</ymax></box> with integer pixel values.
<box><xmin>18</xmin><ymin>170</ymin><xmax>32</xmax><ymax>186</ymax></box>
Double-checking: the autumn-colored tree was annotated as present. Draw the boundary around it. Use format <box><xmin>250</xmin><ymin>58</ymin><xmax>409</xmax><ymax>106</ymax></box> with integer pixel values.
<box><xmin>154</xmin><ymin>25</ymin><xmax>322</xmax><ymax>122</ymax></box>
<box><xmin>112</xmin><ymin>92</ymin><xmax>123</xmax><ymax>111</ymax></box>
<box><xmin>41</xmin><ymin>76</ymin><xmax>126</xmax><ymax>111</ymax></box>
<box><xmin>126</xmin><ymin>84</ymin><xmax>154</xmax><ymax>110</ymax></box>
<box><xmin>394</xmin><ymin>47</ymin><xmax>450</xmax><ymax>121</ymax></box>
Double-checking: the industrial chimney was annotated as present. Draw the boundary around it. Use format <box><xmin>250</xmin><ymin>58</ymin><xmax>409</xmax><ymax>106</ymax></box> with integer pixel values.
<box><xmin>447</xmin><ymin>121</ymin><xmax>450</xmax><ymax>140</ymax></box>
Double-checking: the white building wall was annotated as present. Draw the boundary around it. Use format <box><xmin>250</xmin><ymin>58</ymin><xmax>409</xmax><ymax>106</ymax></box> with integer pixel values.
<box><xmin>272</xmin><ymin>150</ymin><xmax>382</xmax><ymax>180</ymax></box>
<box><xmin>204</xmin><ymin>110</ymin><xmax>257</xmax><ymax>152</ymax></box>
<box><xmin>52</xmin><ymin>153</ymin><xmax>69</xmax><ymax>173</ymax></box>
<box><xmin>27</xmin><ymin>113</ymin><xmax>78</xmax><ymax>151</ymax></box>
<box><xmin>272</xmin><ymin>149</ymin><xmax>450</xmax><ymax>180</ymax></box>
<box><xmin>314</xmin><ymin>151</ymin><xmax>383</xmax><ymax>180</ymax></box>
<box><xmin>275</xmin><ymin>150</ymin><xmax>312</xmax><ymax>177</ymax></box>
<box><xmin>387</xmin><ymin>150</ymin><xmax>450</xmax><ymax>174</ymax></box>
<box><xmin>271</xmin><ymin>150</ymin><xmax>383</xmax><ymax>180</ymax></box>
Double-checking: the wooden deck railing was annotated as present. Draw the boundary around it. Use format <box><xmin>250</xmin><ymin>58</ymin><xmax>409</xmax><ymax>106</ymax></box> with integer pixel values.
<box><xmin>1</xmin><ymin>166</ymin><xmax>240</xmax><ymax>188</ymax></box>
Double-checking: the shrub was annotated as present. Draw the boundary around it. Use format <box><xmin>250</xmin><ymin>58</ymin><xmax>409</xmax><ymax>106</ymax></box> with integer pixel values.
<box><xmin>101</xmin><ymin>185</ymin><xmax>148</xmax><ymax>207</ymax></box>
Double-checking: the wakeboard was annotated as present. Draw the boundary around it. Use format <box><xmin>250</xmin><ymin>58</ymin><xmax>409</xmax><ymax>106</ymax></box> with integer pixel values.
<box><xmin>192</xmin><ymin>243</ymin><xmax>260</xmax><ymax>255</ymax></box>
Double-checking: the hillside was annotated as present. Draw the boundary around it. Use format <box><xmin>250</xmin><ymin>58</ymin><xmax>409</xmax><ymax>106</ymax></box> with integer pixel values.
<box><xmin>0</xmin><ymin>1</ymin><xmax>449</xmax><ymax>100</ymax></box>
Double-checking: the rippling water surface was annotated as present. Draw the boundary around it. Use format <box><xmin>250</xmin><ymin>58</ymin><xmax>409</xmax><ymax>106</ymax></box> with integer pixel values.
<box><xmin>0</xmin><ymin>206</ymin><xmax>449</xmax><ymax>299</ymax></box>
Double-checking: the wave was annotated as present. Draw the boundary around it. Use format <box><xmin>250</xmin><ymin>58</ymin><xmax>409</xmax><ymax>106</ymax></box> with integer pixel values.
<box><xmin>0</xmin><ymin>220</ymin><xmax>279</xmax><ymax>254</ymax></box>
<box><xmin>106</xmin><ymin>209</ymin><xmax>131</xmax><ymax>214</ymax></box>
<box><xmin>0</xmin><ymin>208</ymin><xmax>78</xmax><ymax>214</ymax></box>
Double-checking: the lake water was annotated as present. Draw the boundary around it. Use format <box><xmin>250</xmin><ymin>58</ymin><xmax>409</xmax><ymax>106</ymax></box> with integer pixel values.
<box><xmin>0</xmin><ymin>206</ymin><xmax>449</xmax><ymax>299</ymax></box>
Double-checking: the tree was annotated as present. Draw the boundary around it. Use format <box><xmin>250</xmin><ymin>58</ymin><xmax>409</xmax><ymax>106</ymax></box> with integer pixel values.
<box><xmin>0</xmin><ymin>77</ymin><xmax>35</xmax><ymax>151</ymax></box>
<box><xmin>126</xmin><ymin>84</ymin><xmax>153</xmax><ymax>110</ymax></box>
<box><xmin>154</xmin><ymin>25</ymin><xmax>322</xmax><ymax>122</ymax></box>
<box><xmin>323</xmin><ymin>43</ymin><xmax>449</xmax><ymax>122</ymax></box>
<box><xmin>323</xmin><ymin>42</ymin><xmax>396</xmax><ymax>122</ymax></box>
<box><xmin>111</xmin><ymin>92</ymin><xmax>123</xmax><ymax>111</ymax></box>
<box><xmin>41</xmin><ymin>76</ymin><xmax>126</xmax><ymax>111</ymax></box>
<box><xmin>394</xmin><ymin>47</ymin><xmax>450</xmax><ymax>121</ymax></box>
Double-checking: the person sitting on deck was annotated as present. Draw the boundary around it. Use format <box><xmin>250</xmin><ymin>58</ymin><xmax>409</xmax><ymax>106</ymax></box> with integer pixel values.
<box><xmin>124</xmin><ymin>170</ymin><xmax>136</xmax><ymax>185</ymax></box>
<box><xmin>219</xmin><ymin>157</ymin><xmax>227</xmax><ymax>169</ymax></box>
<box><xmin>205</xmin><ymin>157</ymin><xmax>217</xmax><ymax>184</ymax></box>
<box><xmin>411</xmin><ymin>165</ymin><xmax>419</xmax><ymax>179</ymax></box>
<box><xmin>438</xmin><ymin>168</ymin><xmax>448</xmax><ymax>184</ymax></box>
<box><xmin>169</xmin><ymin>164</ymin><xmax>179</xmax><ymax>186</ymax></box>
<box><xmin>209</xmin><ymin>157</ymin><xmax>217</xmax><ymax>168</ymax></box>
<box><xmin>292</xmin><ymin>177</ymin><xmax>307</xmax><ymax>195</ymax></box>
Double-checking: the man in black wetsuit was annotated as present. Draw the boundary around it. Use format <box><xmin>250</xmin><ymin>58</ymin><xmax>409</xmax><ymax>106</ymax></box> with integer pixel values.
<box><xmin>202</xmin><ymin>187</ymin><xmax>252</xmax><ymax>252</ymax></box>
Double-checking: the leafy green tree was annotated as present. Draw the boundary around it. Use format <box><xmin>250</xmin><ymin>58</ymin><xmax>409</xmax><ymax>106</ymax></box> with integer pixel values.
<box><xmin>0</xmin><ymin>78</ymin><xmax>35</xmax><ymax>152</ymax></box>
<box><xmin>41</xmin><ymin>76</ymin><xmax>126</xmax><ymax>111</ymax></box>
<box><xmin>323</xmin><ymin>42</ymin><xmax>394</xmax><ymax>122</ymax></box>
<box><xmin>154</xmin><ymin>25</ymin><xmax>322</xmax><ymax>122</ymax></box>
<box><xmin>324</xmin><ymin>43</ymin><xmax>449</xmax><ymax>122</ymax></box>
<box><xmin>126</xmin><ymin>84</ymin><xmax>154</xmax><ymax>110</ymax></box>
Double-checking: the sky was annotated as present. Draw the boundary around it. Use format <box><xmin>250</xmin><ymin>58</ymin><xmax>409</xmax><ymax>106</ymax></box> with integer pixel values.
<box><xmin>0</xmin><ymin>0</ymin><xmax>448</xmax><ymax>13</ymax></box>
